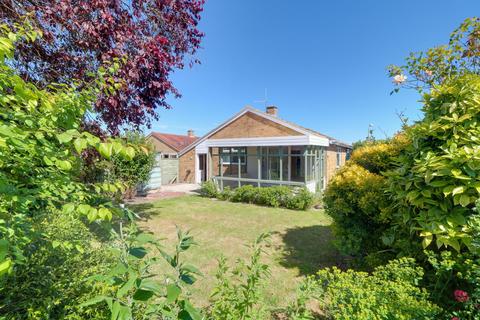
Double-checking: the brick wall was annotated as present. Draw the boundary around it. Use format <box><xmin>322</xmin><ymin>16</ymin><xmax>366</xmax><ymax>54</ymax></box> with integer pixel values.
<box><xmin>178</xmin><ymin>148</ymin><xmax>196</xmax><ymax>183</ymax></box>
<box><xmin>148</xmin><ymin>136</ymin><xmax>177</xmax><ymax>154</ymax></box>
<box><xmin>211</xmin><ymin>112</ymin><xmax>302</xmax><ymax>139</ymax></box>
<box><xmin>325</xmin><ymin>145</ymin><xmax>348</xmax><ymax>183</ymax></box>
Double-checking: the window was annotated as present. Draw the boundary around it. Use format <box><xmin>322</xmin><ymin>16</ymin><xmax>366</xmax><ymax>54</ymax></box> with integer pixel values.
<box><xmin>346</xmin><ymin>149</ymin><xmax>351</xmax><ymax>161</ymax></box>
<box><xmin>219</xmin><ymin>147</ymin><xmax>247</xmax><ymax>177</ymax></box>
<box><xmin>220</xmin><ymin>147</ymin><xmax>246</xmax><ymax>165</ymax></box>
<box><xmin>162</xmin><ymin>153</ymin><xmax>178</xmax><ymax>159</ymax></box>
<box><xmin>336</xmin><ymin>147</ymin><xmax>342</xmax><ymax>167</ymax></box>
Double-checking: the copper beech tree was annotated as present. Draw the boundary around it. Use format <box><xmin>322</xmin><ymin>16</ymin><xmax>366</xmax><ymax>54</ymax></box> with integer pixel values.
<box><xmin>1</xmin><ymin>0</ymin><xmax>205</xmax><ymax>134</ymax></box>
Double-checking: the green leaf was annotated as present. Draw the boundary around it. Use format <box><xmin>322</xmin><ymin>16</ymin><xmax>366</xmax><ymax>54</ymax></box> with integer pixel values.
<box><xmin>447</xmin><ymin>213</ymin><xmax>466</xmax><ymax>226</ymax></box>
<box><xmin>451</xmin><ymin>186</ymin><xmax>465</xmax><ymax>196</ymax></box>
<box><xmin>98</xmin><ymin>143</ymin><xmax>113</xmax><ymax>159</ymax></box>
<box><xmin>129</xmin><ymin>247</ymin><xmax>147</xmax><ymax>259</ymax></box>
<box><xmin>422</xmin><ymin>235</ymin><xmax>433</xmax><ymax>248</ymax></box>
<box><xmin>0</xmin><ymin>259</ymin><xmax>12</xmax><ymax>277</ymax></box>
<box><xmin>124</xmin><ymin>146</ymin><xmax>135</xmax><ymax>160</ymax></box>
<box><xmin>166</xmin><ymin>284</ymin><xmax>181</xmax><ymax>303</ymax></box>
<box><xmin>98</xmin><ymin>207</ymin><xmax>112</xmax><ymax>220</ymax></box>
<box><xmin>62</xmin><ymin>203</ymin><xmax>75</xmax><ymax>214</ymax></box>
<box><xmin>77</xmin><ymin>204</ymin><xmax>92</xmax><ymax>215</ymax></box>
<box><xmin>459</xmin><ymin>194</ymin><xmax>471</xmax><ymax>207</ymax></box>
<box><xmin>57</xmin><ymin>132</ymin><xmax>73</xmax><ymax>144</ymax></box>
<box><xmin>87</xmin><ymin>208</ymin><xmax>98</xmax><ymax>222</ymax></box>
<box><xmin>79</xmin><ymin>295</ymin><xmax>108</xmax><ymax>308</ymax></box>
<box><xmin>135</xmin><ymin>233</ymin><xmax>156</xmax><ymax>245</ymax></box>
<box><xmin>73</xmin><ymin>138</ymin><xmax>88</xmax><ymax>153</ymax></box>
<box><xmin>55</xmin><ymin>159</ymin><xmax>72</xmax><ymax>171</ymax></box>
<box><xmin>116</xmin><ymin>276</ymin><xmax>136</xmax><ymax>298</ymax></box>
<box><xmin>0</xmin><ymin>240</ymin><xmax>9</xmax><ymax>261</ymax></box>
<box><xmin>181</xmin><ymin>264</ymin><xmax>203</xmax><ymax>276</ymax></box>
<box><xmin>183</xmin><ymin>300</ymin><xmax>202</xmax><ymax>320</ymax></box>
<box><xmin>133</xmin><ymin>289</ymin><xmax>154</xmax><ymax>301</ymax></box>
<box><xmin>139</xmin><ymin>279</ymin><xmax>162</xmax><ymax>294</ymax></box>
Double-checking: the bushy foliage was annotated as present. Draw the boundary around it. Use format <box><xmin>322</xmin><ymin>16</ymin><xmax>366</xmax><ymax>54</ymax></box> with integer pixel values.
<box><xmin>0</xmin><ymin>214</ymin><xmax>113</xmax><ymax>319</ymax></box>
<box><xmin>208</xmin><ymin>234</ymin><xmax>271</xmax><ymax>320</ymax></box>
<box><xmin>323</xmin><ymin>163</ymin><xmax>390</xmax><ymax>258</ymax></box>
<box><xmin>200</xmin><ymin>180</ymin><xmax>219</xmax><ymax>198</ymax></box>
<box><xmin>201</xmin><ymin>183</ymin><xmax>314</xmax><ymax>210</ymax></box>
<box><xmin>101</xmin><ymin>131</ymin><xmax>156</xmax><ymax>198</ymax></box>
<box><xmin>1</xmin><ymin>0</ymin><xmax>204</xmax><ymax>134</ymax></box>
<box><xmin>0</xmin><ymin>25</ymin><xmax>203</xmax><ymax>319</ymax></box>
<box><xmin>386</xmin><ymin>75</ymin><xmax>480</xmax><ymax>255</ymax></box>
<box><xmin>83</xmin><ymin>224</ymin><xmax>203</xmax><ymax>319</ymax></box>
<box><xmin>350</xmin><ymin>134</ymin><xmax>409</xmax><ymax>174</ymax></box>
<box><xmin>315</xmin><ymin>258</ymin><xmax>441</xmax><ymax>319</ymax></box>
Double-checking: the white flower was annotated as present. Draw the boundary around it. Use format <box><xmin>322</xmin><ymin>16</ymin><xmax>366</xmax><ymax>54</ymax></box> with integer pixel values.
<box><xmin>120</xmin><ymin>203</ymin><xmax>125</xmax><ymax>208</ymax></box>
<box><xmin>393</xmin><ymin>74</ymin><xmax>407</xmax><ymax>85</ymax></box>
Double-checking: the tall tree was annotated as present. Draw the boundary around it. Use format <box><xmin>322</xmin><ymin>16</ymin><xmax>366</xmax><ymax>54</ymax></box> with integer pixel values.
<box><xmin>1</xmin><ymin>0</ymin><xmax>205</xmax><ymax>134</ymax></box>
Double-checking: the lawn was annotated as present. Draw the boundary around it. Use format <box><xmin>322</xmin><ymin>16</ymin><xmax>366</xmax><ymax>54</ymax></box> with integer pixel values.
<box><xmin>133</xmin><ymin>195</ymin><xmax>342</xmax><ymax>307</ymax></box>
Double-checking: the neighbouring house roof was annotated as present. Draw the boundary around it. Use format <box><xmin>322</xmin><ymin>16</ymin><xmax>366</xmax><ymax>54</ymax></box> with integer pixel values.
<box><xmin>149</xmin><ymin>132</ymin><xmax>198</xmax><ymax>152</ymax></box>
<box><xmin>178</xmin><ymin>106</ymin><xmax>352</xmax><ymax>156</ymax></box>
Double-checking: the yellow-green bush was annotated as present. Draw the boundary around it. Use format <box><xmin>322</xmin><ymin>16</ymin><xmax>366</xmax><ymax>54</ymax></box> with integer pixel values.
<box><xmin>315</xmin><ymin>258</ymin><xmax>441</xmax><ymax>319</ymax></box>
<box><xmin>350</xmin><ymin>133</ymin><xmax>409</xmax><ymax>174</ymax></box>
<box><xmin>323</xmin><ymin>163</ymin><xmax>391</xmax><ymax>259</ymax></box>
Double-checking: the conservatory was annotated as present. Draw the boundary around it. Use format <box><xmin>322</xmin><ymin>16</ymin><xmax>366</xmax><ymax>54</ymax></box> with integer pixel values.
<box><xmin>209</xmin><ymin>145</ymin><xmax>325</xmax><ymax>192</ymax></box>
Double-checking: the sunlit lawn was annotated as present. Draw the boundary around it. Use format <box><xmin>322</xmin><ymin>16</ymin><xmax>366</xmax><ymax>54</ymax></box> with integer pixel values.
<box><xmin>133</xmin><ymin>195</ymin><xmax>342</xmax><ymax>307</ymax></box>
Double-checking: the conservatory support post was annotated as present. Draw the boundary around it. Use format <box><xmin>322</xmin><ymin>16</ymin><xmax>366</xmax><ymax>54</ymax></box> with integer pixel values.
<box><xmin>238</xmin><ymin>155</ymin><xmax>241</xmax><ymax>188</ymax></box>
<box><xmin>257</xmin><ymin>148</ymin><xmax>261</xmax><ymax>188</ymax></box>
<box><xmin>287</xmin><ymin>146</ymin><xmax>291</xmax><ymax>182</ymax></box>
<box><xmin>219</xmin><ymin>155</ymin><xmax>224</xmax><ymax>190</ymax></box>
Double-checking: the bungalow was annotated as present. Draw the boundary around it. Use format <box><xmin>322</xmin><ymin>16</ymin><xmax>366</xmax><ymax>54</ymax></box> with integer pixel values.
<box><xmin>145</xmin><ymin>131</ymin><xmax>198</xmax><ymax>189</ymax></box>
<box><xmin>177</xmin><ymin>106</ymin><xmax>351</xmax><ymax>193</ymax></box>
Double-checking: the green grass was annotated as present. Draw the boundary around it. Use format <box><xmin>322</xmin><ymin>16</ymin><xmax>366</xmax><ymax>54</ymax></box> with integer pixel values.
<box><xmin>133</xmin><ymin>195</ymin><xmax>342</xmax><ymax>307</ymax></box>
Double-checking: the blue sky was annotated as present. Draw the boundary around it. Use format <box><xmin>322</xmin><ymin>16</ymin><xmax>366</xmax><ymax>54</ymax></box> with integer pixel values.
<box><xmin>151</xmin><ymin>0</ymin><xmax>479</xmax><ymax>143</ymax></box>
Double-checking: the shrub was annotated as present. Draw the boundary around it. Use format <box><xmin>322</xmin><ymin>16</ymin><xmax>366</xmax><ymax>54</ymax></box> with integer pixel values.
<box><xmin>0</xmin><ymin>213</ymin><xmax>114</xmax><ymax>319</ymax></box>
<box><xmin>218</xmin><ymin>186</ymin><xmax>234</xmax><ymax>201</ymax></box>
<box><xmin>350</xmin><ymin>133</ymin><xmax>409</xmax><ymax>174</ymax></box>
<box><xmin>200</xmin><ymin>180</ymin><xmax>219</xmax><ymax>198</ymax></box>
<box><xmin>323</xmin><ymin>163</ymin><xmax>391</xmax><ymax>258</ymax></box>
<box><xmin>285</xmin><ymin>187</ymin><xmax>315</xmax><ymax>211</ymax></box>
<box><xmin>315</xmin><ymin>258</ymin><xmax>442</xmax><ymax>319</ymax></box>
<box><xmin>387</xmin><ymin>75</ymin><xmax>480</xmax><ymax>255</ymax></box>
<box><xmin>208</xmin><ymin>234</ymin><xmax>271</xmax><ymax>320</ymax></box>
<box><xmin>256</xmin><ymin>186</ymin><xmax>291</xmax><ymax>207</ymax></box>
<box><xmin>230</xmin><ymin>184</ymin><xmax>258</xmax><ymax>203</ymax></box>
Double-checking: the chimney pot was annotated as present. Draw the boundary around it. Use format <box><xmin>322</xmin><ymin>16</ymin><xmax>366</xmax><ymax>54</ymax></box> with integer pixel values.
<box><xmin>187</xmin><ymin>129</ymin><xmax>195</xmax><ymax>137</ymax></box>
<box><xmin>266</xmin><ymin>106</ymin><xmax>278</xmax><ymax>117</ymax></box>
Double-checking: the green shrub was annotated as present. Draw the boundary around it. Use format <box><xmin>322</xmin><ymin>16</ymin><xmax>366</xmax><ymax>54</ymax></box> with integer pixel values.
<box><xmin>286</xmin><ymin>187</ymin><xmax>315</xmax><ymax>211</ymax></box>
<box><xmin>350</xmin><ymin>133</ymin><xmax>409</xmax><ymax>174</ymax></box>
<box><xmin>230</xmin><ymin>184</ymin><xmax>258</xmax><ymax>203</ymax></box>
<box><xmin>256</xmin><ymin>186</ymin><xmax>291</xmax><ymax>207</ymax></box>
<box><xmin>202</xmin><ymin>183</ymin><xmax>313</xmax><ymax>210</ymax></box>
<box><xmin>218</xmin><ymin>186</ymin><xmax>234</xmax><ymax>201</ymax></box>
<box><xmin>315</xmin><ymin>258</ymin><xmax>442</xmax><ymax>319</ymax></box>
<box><xmin>208</xmin><ymin>234</ymin><xmax>271</xmax><ymax>320</ymax></box>
<box><xmin>323</xmin><ymin>163</ymin><xmax>391</xmax><ymax>259</ymax></box>
<box><xmin>200</xmin><ymin>180</ymin><xmax>219</xmax><ymax>198</ymax></box>
<box><xmin>387</xmin><ymin>75</ymin><xmax>480</xmax><ymax>255</ymax></box>
<box><xmin>0</xmin><ymin>213</ymin><xmax>114</xmax><ymax>319</ymax></box>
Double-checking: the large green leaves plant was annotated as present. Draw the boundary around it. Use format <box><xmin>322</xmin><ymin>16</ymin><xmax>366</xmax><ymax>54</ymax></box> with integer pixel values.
<box><xmin>0</xmin><ymin>23</ymin><xmax>135</xmax><ymax>276</ymax></box>
<box><xmin>387</xmin><ymin>75</ymin><xmax>480</xmax><ymax>254</ymax></box>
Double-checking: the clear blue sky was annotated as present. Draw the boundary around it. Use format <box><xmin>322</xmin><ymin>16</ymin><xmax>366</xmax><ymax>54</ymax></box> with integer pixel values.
<box><xmin>151</xmin><ymin>0</ymin><xmax>479</xmax><ymax>143</ymax></box>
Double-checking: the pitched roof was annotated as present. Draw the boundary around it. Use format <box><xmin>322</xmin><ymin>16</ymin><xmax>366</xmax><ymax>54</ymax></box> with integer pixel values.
<box><xmin>150</xmin><ymin>132</ymin><xmax>198</xmax><ymax>152</ymax></box>
<box><xmin>179</xmin><ymin>106</ymin><xmax>352</xmax><ymax>156</ymax></box>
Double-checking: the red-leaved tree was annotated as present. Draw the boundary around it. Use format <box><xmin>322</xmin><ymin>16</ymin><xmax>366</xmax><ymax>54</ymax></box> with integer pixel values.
<box><xmin>1</xmin><ymin>0</ymin><xmax>204</xmax><ymax>134</ymax></box>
